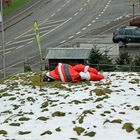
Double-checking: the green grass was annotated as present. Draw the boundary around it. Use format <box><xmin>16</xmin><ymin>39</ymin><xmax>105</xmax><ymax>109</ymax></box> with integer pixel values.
<box><xmin>3</xmin><ymin>0</ymin><xmax>33</xmax><ymax>16</ymax></box>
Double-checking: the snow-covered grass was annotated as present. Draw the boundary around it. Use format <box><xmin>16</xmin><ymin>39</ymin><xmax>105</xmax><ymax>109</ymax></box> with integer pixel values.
<box><xmin>0</xmin><ymin>72</ymin><xmax>140</xmax><ymax>140</ymax></box>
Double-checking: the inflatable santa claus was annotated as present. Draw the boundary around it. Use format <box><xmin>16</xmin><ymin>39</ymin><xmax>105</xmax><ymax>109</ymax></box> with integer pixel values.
<box><xmin>43</xmin><ymin>63</ymin><xmax>106</xmax><ymax>83</ymax></box>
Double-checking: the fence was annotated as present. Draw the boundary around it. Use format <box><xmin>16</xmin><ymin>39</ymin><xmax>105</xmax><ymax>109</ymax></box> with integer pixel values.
<box><xmin>87</xmin><ymin>63</ymin><xmax>140</xmax><ymax>72</ymax></box>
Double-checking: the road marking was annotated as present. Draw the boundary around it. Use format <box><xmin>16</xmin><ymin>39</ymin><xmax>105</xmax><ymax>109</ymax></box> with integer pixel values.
<box><xmin>74</xmin><ymin>12</ymin><xmax>78</xmax><ymax>16</ymax></box>
<box><xmin>82</xmin><ymin>27</ymin><xmax>87</xmax><ymax>30</ymax></box>
<box><xmin>39</xmin><ymin>24</ymin><xmax>58</xmax><ymax>30</ymax></box>
<box><xmin>62</xmin><ymin>4</ymin><xmax>66</xmax><ymax>7</ymax></box>
<box><xmin>57</xmin><ymin>8</ymin><xmax>61</xmax><ymax>12</ymax></box>
<box><xmin>76</xmin><ymin>31</ymin><xmax>81</xmax><ymax>35</ymax></box>
<box><xmin>27</xmin><ymin>41</ymin><xmax>33</xmax><ymax>45</ymax></box>
<box><xmin>44</xmin><ymin>19</ymin><xmax>68</xmax><ymax>25</ymax></box>
<box><xmin>84</xmin><ymin>3</ymin><xmax>87</xmax><ymax>6</ymax></box>
<box><xmin>14</xmin><ymin>19</ymin><xmax>67</xmax><ymax>40</ymax></box>
<box><xmin>80</xmin><ymin>8</ymin><xmax>83</xmax><ymax>11</ymax></box>
<box><xmin>0</xmin><ymin>47</ymin><xmax>16</xmax><ymax>52</ymax></box>
<box><xmin>101</xmin><ymin>11</ymin><xmax>104</xmax><ymax>14</ymax></box>
<box><xmin>6</xmin><ymin>41</ymin><xmax>12</xmax><ymax>45</ymax></box>
<box><xmin>16</xmin><ymin>45</ymin><xmax>25</xmax><ymax>50</ymax></box>
<box><xmin>92</xmin><ymin>20</ymin><xmax>95</xmax><ymax>23</ymax></box>
<box><xmin>68</xmin><ymin>36</ymin><xmax>74</xmax><ymax>39</ymax></box>
<box><xmin>60</xmin><ymin>40</ymin><xmax>66</xmax><ymax>44</ymax></box>
<box><xmin>7</xmin><ymin>38</ymin><xmax>34</xmax><ymax>46</ymax></box>
<box><xmin>41</xmin><ymin>18</ymin><xmax>72</xmax><ymax>38</ymax></box>
<box><xmin>51</xmin><ymin>13</ymin><xmax>55</xmax><ymax>17</ymax></box>
<box><xmin>5</xmin><ymin>51</ymin><xmax>11</xmax><ymax>55</ymax></box>
<box><xmin>95</xmin><ymin>17</ymin><xmax>99</xmax><ymax>20</ymax></box>
<box><xmin>88</xmin><ymin>24</ymin><xmax>92</xmax><ymax>27</ymax></box>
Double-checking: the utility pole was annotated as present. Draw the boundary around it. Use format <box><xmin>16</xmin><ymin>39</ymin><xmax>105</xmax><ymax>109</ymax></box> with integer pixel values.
<box><xmin>0</xmin><ymin>0</ymin><xmax>6</xmax><ymax>78</ymax></box>
<box><xmin>132</xmin><ymin>3</ymin><xmax>135</xmax><ymax>22</ymax></box>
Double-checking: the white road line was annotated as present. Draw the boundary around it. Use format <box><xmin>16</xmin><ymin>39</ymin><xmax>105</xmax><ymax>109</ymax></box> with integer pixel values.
<box><xmin>84</xmin><ymin>3</ymin><xmax>87</xmax><ymax>6</ymax></box>
<box><xmin>82</xmin><ymin>27</ymin><xmax>87</xmax><ymax>30</ymax></box>
<box><xmin>5</xmin><ymin>51</ymin><xmax>11</xmax><ymax>55</ymax></box>
<box><xmin>60</xmin><ymin>40</ymin><xmax>66</xmax><ymax>44</ymax></box>
<box><xmin>95</xmin><ymin>17</ymin><xmax>99</xmax><ymax>20</ymax></box>
<box><xmin>67</xmin><ymin>0</ymin><xmax>71</xmax><ymax>3</ymax></box>
<box><xmin>7</xmin><ymin>38</ymin><xmax>34</xmax><ymax>46</ymax></box>
<box><xmin>101</xmin><ymin>11</ymin><xmax>104</xmax><ymax>14</ymax></box>
<box><xmin>12</xmin><ymin>0</ymin><xmax>69</xmax><ymax>41</ymax></box>
<box><xmin>27</xmin><ymin>41</ymin><xmax>33</xmax><ymax>45</ymax></box>
<box><xmin>19</xmin><ymin>33</ymin><xmax>35</xmax><ymax>38</ymax></box>
<box><xmin>92</xmin><ymin>20</ymin><xmax>95</xmax><ymax>23</ymax></box>
<box><xmin>41</xmin><ymin>18</ymin><xmax>72</xmax><ymax>38</ymax></box>
<box><xmin>68</xmin><ymin>36</ymin><xmax>74</xmax><ymax>39</ymax></box>
<box><xmin>76</xmin><ymin>31</ymin><xmax>81</xmax><ymax>35</ymax></box>
<box><xmin>88</xmin><ymin>24</ymin><xmax>92</xmax><ymax>27</ymax></box>
<box><xmin>57</xmin><ymin>8</ymin><xmax>61</xmax><ymax>12</ymax></box>
<box><xmin>6</xmin><ymin>41</ymin><xmax>12</xmax><ymax>45</ymax></box>
<box><xmin>20</xmin><ymin>24</ymin><xmax>59</xmax><ymax>38</ymax></box>
<box><xmin>51</xmin><ymin>13</ymin><xmax>55</xmax><ymax>17</ymax></box>
<box><xmin>16</xmin><ymin>45</ymin><xmax>25</xmax><ymax>50</ymax></box>
<box><xmin>14</xmin><ymin>19</ymin><xmax>67</xmax><ymax>40</ymax></box>
<box><xmin>39</xmin><ymin>24</ymin><xmax>57</xmax><ymax>30</ymax></box>
<box><xmin>0</xmin><ymin>47</ymin><xmax>16</xmax><ymax>52</ymax></box>
<box><xmin>80</xmin><ymin>8</ymin><xmax>83</xmax><ymax>11</ymax></box>
<box><xmin>74</xmin><ymin>12</ymin><xmax>78</xmax><ymax>16</ymax></box>
<box><xmin>62</xmin><ymin>4</ymin><xmax>66</xmax><ymax>7</ymax></box>
<box><xmin>44</xmin><ymin>19</ymin><xmax>68</xmax><ymax>25</ymax></box>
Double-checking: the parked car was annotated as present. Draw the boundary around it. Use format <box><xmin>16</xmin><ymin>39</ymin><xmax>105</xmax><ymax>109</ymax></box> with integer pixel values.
<box><xmin>112</xmin><ymin>26</ymin><xmax>140</xmax><ymax>47</ymax></box>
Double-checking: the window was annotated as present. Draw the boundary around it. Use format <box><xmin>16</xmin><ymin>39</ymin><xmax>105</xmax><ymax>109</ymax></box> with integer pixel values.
<box><xmin>134</xmin><ymin>29</ymin><xmax>140</xmax><ymax>36</ymax></box>
<box><xmin>125</xmin><ymin>29</ymin><xmax>133</xmax><ymax>35</ymax></box>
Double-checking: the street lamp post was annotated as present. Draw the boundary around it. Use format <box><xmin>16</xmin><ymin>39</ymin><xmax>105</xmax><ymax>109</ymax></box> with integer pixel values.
<box><xmin>0</xmin><ymin>0</ymin><xmax>6</xmax><ymax>78</ymax></box>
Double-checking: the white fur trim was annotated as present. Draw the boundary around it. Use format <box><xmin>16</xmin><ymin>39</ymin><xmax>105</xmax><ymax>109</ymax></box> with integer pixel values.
<box><xmin>85</xmin><ymin>72</ymin><xmax>90</xmax><ymax>80</ymax></box>
<box><xmin>84</xmin><ymin>66</ymin><xmax>89</xmax><ymax>72</ymax></box>
<box><xmin>79</xmin><ymin>72</ymin><xmax>87</xmax><ymax>80</ymax></box>
<box><xmin>58</xmin><ymin>63</ymin><xmax>65</xmax><ymax>82</ymax></box>
<box><xmin>103</xmin><ymin>72</ymin><xmax>108</xmax><ymax>79</ymax></box>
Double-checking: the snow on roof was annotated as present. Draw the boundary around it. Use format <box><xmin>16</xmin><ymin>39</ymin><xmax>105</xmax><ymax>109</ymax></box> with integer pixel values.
<box><xmin>0</xmin><ymin>72</ymin><xmax>140</xmax><ymax>140</ymax></box>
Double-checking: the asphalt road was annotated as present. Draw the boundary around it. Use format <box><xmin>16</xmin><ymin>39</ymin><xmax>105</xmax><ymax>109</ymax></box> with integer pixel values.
<box><xmin>0</xmin><ymin>0</ymin><xmax>139</xmax><ymax>77</ymax></box>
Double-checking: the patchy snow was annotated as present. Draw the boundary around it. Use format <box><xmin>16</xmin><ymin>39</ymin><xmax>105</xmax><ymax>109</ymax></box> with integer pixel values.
<box><xmin>0</xmin><ymin>72</ymin><xmax>140</xmax><ymax>140</ymax></box>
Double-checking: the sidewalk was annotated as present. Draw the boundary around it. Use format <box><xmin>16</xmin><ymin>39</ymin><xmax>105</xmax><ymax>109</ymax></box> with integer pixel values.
<box><xmin>0</xmin><ymin>0</ymin><xmax>50</xmax><ymax>31</ymax></box>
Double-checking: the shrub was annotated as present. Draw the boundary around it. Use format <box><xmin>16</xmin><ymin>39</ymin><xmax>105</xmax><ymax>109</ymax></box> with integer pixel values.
<box><xmin>88</xmin><ymin>48</ymin><xmax>113</xmax><ymax>71</ymax></box>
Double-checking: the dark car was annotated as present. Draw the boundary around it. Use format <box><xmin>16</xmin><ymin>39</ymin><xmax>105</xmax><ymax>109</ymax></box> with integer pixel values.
<box><xmin>112</xmin><ymin>26</ymin><xmax>140</xmax><ymax>47</ymax></box>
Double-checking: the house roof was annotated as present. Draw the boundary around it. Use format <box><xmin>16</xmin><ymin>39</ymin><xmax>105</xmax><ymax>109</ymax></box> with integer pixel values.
<box><xmin>45</xmin><ymin>48</ymin><xmax>91</xmax><ymax>59</ymax></box>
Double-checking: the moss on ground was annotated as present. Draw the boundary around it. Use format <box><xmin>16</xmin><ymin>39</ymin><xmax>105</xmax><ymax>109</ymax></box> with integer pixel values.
<box><xmin>122</xmin><ymin>122</ymin><xmax>134</xmax><ymax>133</ymax></box>
<box><xmin>73</xmin><ymin>127</ymin><xmax>85</xmax><ymax>135</ymax></box>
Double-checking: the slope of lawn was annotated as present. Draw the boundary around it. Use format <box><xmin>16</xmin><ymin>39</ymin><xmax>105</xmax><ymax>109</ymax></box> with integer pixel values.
<box><xmin>3</xmin><ymin>0</ymin><xmax>33</xmax><ymax>16</ymax></box>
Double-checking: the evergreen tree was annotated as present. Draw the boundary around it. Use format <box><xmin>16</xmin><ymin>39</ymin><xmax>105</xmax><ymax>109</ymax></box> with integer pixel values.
<box><xmin>88</xmin><ymin>48</ymin><xmax>102</xmax><ymax>64</ymax></box>
<box><xmin>88</xmin><ymin>48</ymin><xmax>112</xmax><ymax>64</ymax></box>
<box><xmin>115</xmin><ymin>51</ymin><xmax>132</xmax><ymax>65</ymax></box>
<box><xmin>133</xmin><ymin>51</ymin><xmax>140</xmax><ymax>66</ymax></box>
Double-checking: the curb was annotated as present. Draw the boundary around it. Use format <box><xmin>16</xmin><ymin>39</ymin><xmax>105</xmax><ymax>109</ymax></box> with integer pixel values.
<box><xmin>0</xmin><ymin>0</ymin><xmax>51</xmax><ymax>31</ymax></box>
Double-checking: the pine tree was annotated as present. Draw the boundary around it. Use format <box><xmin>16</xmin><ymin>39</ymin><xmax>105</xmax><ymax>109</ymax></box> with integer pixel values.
<box><xmin>115</xmin><ymin>51</ymin><xmax>132</xmax><ymax>65</ymax></box>
<box><xmin>88</xmin><ymin>48</ymin><xmax>112</xmax><ymax>64</ymax></box>
<box><xmin>133</xmin><ymin>51</ymin><xmax>140</xmax><ymax>66</ymax></box>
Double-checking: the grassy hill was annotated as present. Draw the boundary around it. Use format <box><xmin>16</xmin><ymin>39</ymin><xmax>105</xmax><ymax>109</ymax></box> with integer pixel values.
<box><xmin>0</xmin><ymin>72</ymin><xmax>140</xmax><ymax>139</ymax></box>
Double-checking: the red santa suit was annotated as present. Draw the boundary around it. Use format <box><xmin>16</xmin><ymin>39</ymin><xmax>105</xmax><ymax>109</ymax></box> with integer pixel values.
<box><xmin>46</xmin><ymin>63</ymin><xmax>104</xmax><ymax>83</ymax></box>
